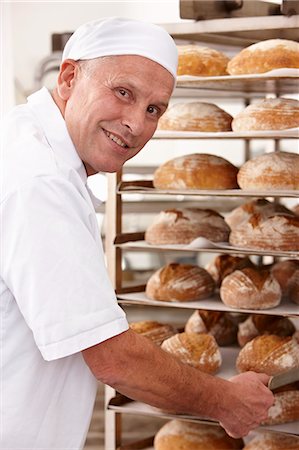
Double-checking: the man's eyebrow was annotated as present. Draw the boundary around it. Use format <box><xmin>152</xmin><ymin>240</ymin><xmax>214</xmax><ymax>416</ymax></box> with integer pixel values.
<box><xmin>113</xmin><ymin>79</ymin><xmax>170</xmax><ymax>109</ymax></box>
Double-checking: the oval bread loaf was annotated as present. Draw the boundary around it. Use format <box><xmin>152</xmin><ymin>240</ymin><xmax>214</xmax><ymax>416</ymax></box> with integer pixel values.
<box><xmin>158</xmin><ymin>102</ymin><xmax>233</xmax><ymax>132</ymax></box>
<box><xmin>177</xmin><ymin>44</ymin><xmax>230</xmax><ymax>76</ymax></box>
<box><xmin>243</xmin><ymin>431</ymin><xmax>299</xmax><ymax>450</ymax></box>
<box><xmin>146</xmin><ymin>263</ymin><xmax>215</xmax><ymax>302</ymax></box>
<box><xmin>227</xmin><ymin>39</ymin><xmax>299</xmax><ymax>75</ymax></box>
<box><xmin>262</xmin><ymin>388</ymin><xmax>299</xmax><ymax>425</ymax></box>
<box><xmin>271</xmin><ymin>259</ymin><xmax>299</xmax><ymax>304</ymax></box>
<box><xmin>129</xmin><ymin>321</ymin><xmax>177</xmax><ymax>346</ymax></box>
<box><xmin>153</xmin><ymin>153</ymin><xmax>238</xmax><ymax>190</ymax></box>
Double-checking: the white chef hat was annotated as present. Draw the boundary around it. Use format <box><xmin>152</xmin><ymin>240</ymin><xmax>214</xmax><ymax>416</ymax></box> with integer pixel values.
<box><xmin>62</xmin><ymin>17</ymin><xmax>178</xmax><ymax>78</ymax></box>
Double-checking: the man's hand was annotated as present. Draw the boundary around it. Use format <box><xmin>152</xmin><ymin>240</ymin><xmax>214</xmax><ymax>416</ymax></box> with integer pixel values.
<box><xmin>218</xmin><ymin>371</ymin><xmax>274</xmax><ymax>438</ymax></box>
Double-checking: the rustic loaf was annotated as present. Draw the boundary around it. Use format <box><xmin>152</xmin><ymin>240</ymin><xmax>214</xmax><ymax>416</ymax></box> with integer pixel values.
<box><xmin>145</xmin><ymin>263</ymin><xmax>215</xmax><ymax>302</ymax></box>
<box><xmin>237</xmin><ymin>314</ymin><xmax>296</xmax><ymax>347</ymax></box>
<box><xmin>185</xmin><ymin>310</ymin><xmax>238</xmax><ymax>346</ymax></box>
<box><xmin>158</xmin><ymin>102</ymin><xmax>233</xmax><ymax>132</ymax></box>
<box><xmin>262</xmin><ymin>387</ymin><xmax>299</xmax><ymax>425</ymax></box>
<box><xmin>232</xmin><ymin>98</ymin><xmax>299</xmax><ymax>131</ymax></box>
<box><xmin>271</xmin><ymin>259</ymin><xmax>299</xmax><ymax>304</ymax></box>
<box><xmin>153</xmin><ymin>153</ymin><xmax>238</xmax><ymax>190</ymax></box>
<box><xmin>243</xmin><ymin>431</ymin><xmax>299</xmax><ymax>450</ymax></box>
<box><xmin>145</xmin><ymin>208</ymin><xmax>230</xmax><ymax>245</ymax></box>
<box><xmin>220</xmin><ymin>267</ymin><xmax>281</xmax><ymax>310</ymax></box>
<box><xmin>129</xmin><ymin>321</ymin><xmax>177</xmax><ymax>346</ymax></box>
<box><xmin>229</xmin><ymin>212</ymin><xmax>299</xmax><ymax>251</ymax></box>
<box><xmin>177</xmin><ymin>44</ymin><xmax>230</xmax><ymax>76</ymax></box>
<box><xmin>154</xmin><ymin>420</ymin><xmax>244</xmax><ymax>450</ymax></box>
<box><xmin>236</xmin><ymin>334</ymin><xmax>299</xmax><ymax>375</ymax></box>
<box><xmin>237</xmin><ymin>151</ymin><xmax>299</xmax><ymax>190</ymax></box>
<box><xmin>161</xmin><ymin>332</ymin><xmax>222</xmax><ymax>374</ymax></box>
<box><xmin>227</xmin><ymin>39</ymin><xmax>299</xmax><ymax>75</ymax></box>
<box><xmin>205</xmin><ymin>254</ymin><xmax>254</xmax><ymax>287</ymax></box>
<box><xmin>225</xmin><ymin>198</ymin><xmax>294</xmax><ymax>230</ymax></box>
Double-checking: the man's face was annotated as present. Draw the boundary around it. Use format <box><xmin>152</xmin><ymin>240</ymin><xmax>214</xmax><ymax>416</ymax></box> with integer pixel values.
<box><xmin>59</xmin><ymin>55</ymin><xmax>174</xmax><ymax>175</ymax></box>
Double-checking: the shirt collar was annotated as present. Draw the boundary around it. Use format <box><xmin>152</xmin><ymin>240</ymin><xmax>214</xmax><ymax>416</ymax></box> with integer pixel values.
<box><xmin>27</xmin><ymin>87</ymin><xmax>87</xmax><ymax>185</ymax></box>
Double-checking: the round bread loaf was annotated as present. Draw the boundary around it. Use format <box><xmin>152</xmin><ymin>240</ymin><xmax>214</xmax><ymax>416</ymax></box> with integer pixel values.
<box><xmin>205</xmin><ymin>254</ymin><xmax>254</xmax><ymax>287</ymax></box>
<box><xmin>232</xmin><ymin>98</ymin><xmax>299</xmax><ymax>131</ymax></box>
<box><xmin>237</xmin><ymin>314</ymin><xmax>296</xmax><ymax>347</ymax></box>
<box><xmin>154</xmin><ymin>420</ymin><xmax>244</xmax><ymax>450</ymax></box>
<box><xmin>161</xmin><ymin>332</ymin><xmax>222</xmax><ymax>374</ymax></box>
<box><xmin>146</xmin><ymin>263</ymin><xmax>215</xmax><ymax>302</ymax></box>
<box><xmin>229</xmin><ymin>212</ymin><xmax>299</xmax><ymax>251</ymax></box>
<box><xmin>220</xmin><ymin>267</ymin><xmax>281</xmax><ymax>310</ymax></box>
<box><xmin>129</xmin><ymin>321</ymin><xmax>177</xmax><ymax>346</ymax></box>
<box><xmin>237</xmin><ymin>151</ymin><xmax>299</xmax><ymax>190</ymax></box>
<box><xmin>185</xmin><ymin>310</ymin><xmax>238</xmax><ymax>346</ymax></box>
<box><xmin>177</xmin><ymin>44</ymin><xmax>230</xmax><ymax>77</ymax></box>
<box><xmin>225</xmin><ymin>199</ymin><xmax>294</xmax><ymax>230</ymax></box>
<box><xmin>145</xmin><ymin>208</ymin><xmax>230</xmax><ymax>245</ymax></box>
<box><xmin>153</xmin><ymin>153</ymin><xmax>238</xmax><ymax>190</ymax></box>
<box><xmin>227</xmin><ymin>39</ymin><xmax>299</xmax><ymax>75</ymax></box>
<box><xmin>158</xmin><ymin>102</ymin><xmax>233</xmax><ymax>132</ymax></box>
<box><xmin>243</xmin><ymin>431</ymin><xmax>299</xmax><ymax>450</ymax></box>
<box><xmin>236</xmin><ymin>334</ymin><xmax>299</xmax><ymax>375</ymax></box>
<box><xmin>262</xmin><ymin>388</ymin><xmax>299</xmax><ymax>425</ymax></box>
<box><xmin>271</xmin><ymin>259</ymin><xmax>299</xmax><ymax>304</ymax></box>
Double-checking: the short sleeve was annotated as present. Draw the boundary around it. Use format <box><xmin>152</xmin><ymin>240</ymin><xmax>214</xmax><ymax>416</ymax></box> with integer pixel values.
<box><xmin>1</xmin><ymin>175</ymin><xmax>128</xmax><ymax>361</ymax></box>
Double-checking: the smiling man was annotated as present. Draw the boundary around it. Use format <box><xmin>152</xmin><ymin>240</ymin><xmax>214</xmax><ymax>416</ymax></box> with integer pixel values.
<box><xmin>1</xmin><ymin>17</ymin><xmax>274</xmax><ymax>449</ymax></box>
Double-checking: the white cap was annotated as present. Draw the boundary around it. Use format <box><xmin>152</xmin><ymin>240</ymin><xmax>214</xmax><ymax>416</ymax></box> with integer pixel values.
<box><xmin>62</xmin><ymin>17</ymin><xmax>178</xmax><ymax>78</ymax></box>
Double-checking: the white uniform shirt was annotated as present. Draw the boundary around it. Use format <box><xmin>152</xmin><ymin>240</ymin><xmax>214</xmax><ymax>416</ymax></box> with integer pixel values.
<box><xmin>0</xmin><ymin>87</ymin><xmax>129</xmax><ymax>449</ymax></box>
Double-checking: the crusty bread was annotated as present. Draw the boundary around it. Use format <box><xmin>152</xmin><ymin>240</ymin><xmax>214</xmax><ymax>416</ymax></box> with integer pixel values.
<box><xmin>229</xmin><ymin>212</ymin><xmax>299</xmax><ymax>251</ymax></box>
<box><xmin>153</xmin><ymin>153</ymin><xmax>238</xmax><ymax>190</ymax></box>
<box><xmin>262</xmin><ymin>388</ymin><xmax>299</xmax><ymax>425</ymax></box>
<box><xmin>185</xmin><ymin>310</ymin><xmax>238</xmax><ymax>346</ymax></box>
<box><xmin>243</xmin><ymin>431</ymin><xmax>299</xmax><ymax>450</ymax></box>
<box><xmin>205</xmin><ymin>254</ymin><xmax>254</xmax><ymax>287</ymax></box>
<box><xmin>225</xmin><ymin>199</ymin><xmax>294</xmax><ymax>230</ymax></box>
<box><xmin>158</xmin><ymin>102</ymin><xmax>233</xmax><ymax>132</ymax></box>
<box><xmin>237</xmin><ymin>151</ymin><xmax>299</xmax><ymax>190</ymax></box>
<box><xmin>154</xmin><ymin>420</ymin><xmax>244</xmax><ymax>450</ymax></box>
<box><xmin>271</xmin><ymin>259</ymin><xmax>299</xmax><ymax>305</ymax></box>
<box><xmin>177</xmin><ymin>44</ymin><xmax>230</xmax><ymax>76</ymax></box>
<box><xmin>145</xmin><ymin>263</ymin><xmax>215</xmax><ymax>302</ymax></box>
<box><xmin>236</xmin><ymin>334</ymin><xmax>299</xmax><ymax>375</ymax></box>
<box><xmin>145</xmin><ymin>208</ymin><xmax>230</xmax><ymax>245</ymax></box>
<box><xmin>161</xmin><ymin>332</ymin><xmax>222</xmax><ymax>374</ymax></box>
<box><xmin>220</xmin><ymin>267</ymin><xmax>281</xmax><ymax>310</ymax></box>
<box><xmin>227</xmin><ymin>39</ymin><xmax>299</xmax><ymax>75</ymax></box>
<box><xmin>129</xmin><ymin>321</ymin><xmax>177</xmax><ymax>346</ymax></box>
<box><xmin>232</xmin><ymin>98</ymin><xmax>299</xmax><ymax>131</ymax></box>
<box><xmin>237</xmin><ymin>314</ymin><xmax>296</xmax><ymax>347</ymax></box>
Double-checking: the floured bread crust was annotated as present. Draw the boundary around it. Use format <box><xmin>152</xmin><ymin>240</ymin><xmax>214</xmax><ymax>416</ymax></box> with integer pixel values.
<box><xmin>177</xmin><ymin>44</ymin><xmax>230</xmax><ymax>76</ymax></box>
<box><xmin>243</xmin><ymin>431</ymin><xmax>299</xmax><ymax>449</ymax></box>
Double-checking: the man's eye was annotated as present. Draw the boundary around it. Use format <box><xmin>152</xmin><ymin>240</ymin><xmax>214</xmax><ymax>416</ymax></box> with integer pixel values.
<box><xmin>147</xmin><ymin>105</ymin><xmax>159</xmax><ymax>115</ymax></box>
<box><xmin>118</xmin><ymin>89</ymin><xmax>128</xmax><ymax>97</ymax></box>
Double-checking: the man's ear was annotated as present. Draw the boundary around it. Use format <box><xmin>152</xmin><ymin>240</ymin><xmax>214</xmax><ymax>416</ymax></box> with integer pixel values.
<box><xmin>56</xmin><ymin>59</ymin><xmax>79</xmax><ymax>100</ymax></box>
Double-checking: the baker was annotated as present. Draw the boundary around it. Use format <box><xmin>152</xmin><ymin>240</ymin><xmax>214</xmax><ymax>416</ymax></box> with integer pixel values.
<box><xmin>1</xmin><ymin>17</ymin><xmax>274</xmax><ymax>449</ymax></box>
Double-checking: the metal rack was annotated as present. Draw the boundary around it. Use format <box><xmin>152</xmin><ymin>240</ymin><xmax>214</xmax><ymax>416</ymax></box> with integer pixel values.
<box><xmin>104</xmin><ymin>12</ymin><xmax>299</xmax><ymax>450</ymax></box>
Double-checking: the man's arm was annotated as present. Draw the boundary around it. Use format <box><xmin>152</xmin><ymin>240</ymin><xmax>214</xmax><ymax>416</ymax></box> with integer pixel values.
<box><xmin>82</xmin><ymin>328</ymin><xmax>274</xmax><ymax>438</ymax></box>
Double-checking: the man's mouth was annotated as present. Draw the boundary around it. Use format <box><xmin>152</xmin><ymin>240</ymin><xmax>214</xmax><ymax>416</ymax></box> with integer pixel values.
<box><xmin>104</xmin><ymin>130</ymin><xmax>129</xmax><ymax>148</ymax></box>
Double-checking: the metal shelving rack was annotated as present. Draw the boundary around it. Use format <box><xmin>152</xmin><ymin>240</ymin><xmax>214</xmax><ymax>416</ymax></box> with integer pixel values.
<box><xmin>104</xmin><ymin>6</ymin><xmax>299</xmax><ymax>450</ymax></box>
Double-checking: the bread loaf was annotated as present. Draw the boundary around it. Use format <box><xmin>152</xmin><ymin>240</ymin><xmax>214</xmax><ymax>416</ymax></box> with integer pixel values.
<box><xmin>145</xmin><ymin>208</ymin><xmax>230</xmax><ymax>245</ymax></box>
<box><xmin>262</xmin><ymin>388</ymin><xmax>299</xmax><ymax>425</ymax></box>
<box><xmin>271</xmin><ymin>259</ymin><xmax>299</xmax><ymax>304</ymax></box>
<box><xmin>229</xmin><ymin>212</ymin><xmax>299</xmax><ymax>251</ymax></box>
<box><xmin>185</xmin><ymin>310</ymin><xmax>238</xmax><ymax>346</ymax></box>
<box><xmin>154</xmin><ymin>420</ymin><xmax>244</xmax><ymax>450</ymax></box>
<box><xmin>145</xmin><ymin>263</ymin><xmax>215</xmax><ymax>302</ymax></box>
<box><xmin>227</xmin><ymin>39</ymin><xmax>299</xmax><ymax>75</ymax></box>
<box><xmin>236</xmin><ymin>334</ymin><xmax>299</xmax><ymax>375</ymax></box>
<box><xmin>237</xmin><ymin>314</ymin><xmax>296</xmax><ymax>347</ymax></box>
<box><xmin>293</xmin><ymin>203</ymin><xmax>299</xmax><ymax>215</ymax></box>
<box><xmin>220</xmin><ymin>267</ymin><xmax>281</xmax><ymax>310</ymax></box>
<box><xmin>129</xmin><ymin>321</ymin><xmax>177</xmax><ymax>346</ymax></box>
<box><xmin>158</xmin><ymin>102</ymin><xmax>233</xmax><ymax>132</ymax></box>
<box><xmin>177</xmin><ymin>44</ymin><xmax>230</xmax><ymax>76</ymax></box>
<box><xmin>243</xmin><ymin>431</ymin><xmax>299</xmax><ymax>450</ymax></box>
<box><xmin>225</xmin><ymin>199</ymin><xmax>294</xmax><ymax>230</ymax></box>
<box><xmin>237</xmin><ymin>151</ymin><xmax>299</xmax><ymax>190</ymax></box>
<box><xmin>161</xmin><ymin>332</ymin><xmax>222</xmax><ymax>374</ymax></box>
<box><xmin>205</xmin><ymin>254</ymin><xmax>254</xmax><ymax>287</ymax></box>
<box><xmin>153</xmin><ymin>153</ymin><xmax>238</xmax><ymax>190</ymax></box>
<box><xmin>232</xmin><ymin>98</ymin><xmax>299</xmax><ymax>131</ymax></box>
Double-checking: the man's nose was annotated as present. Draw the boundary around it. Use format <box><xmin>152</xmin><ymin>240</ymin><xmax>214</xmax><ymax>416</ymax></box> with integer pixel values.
<box><xmin>121</xmin><ymin>106</ymin><xmax>145</xmax><ymax>136</ymax></box>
